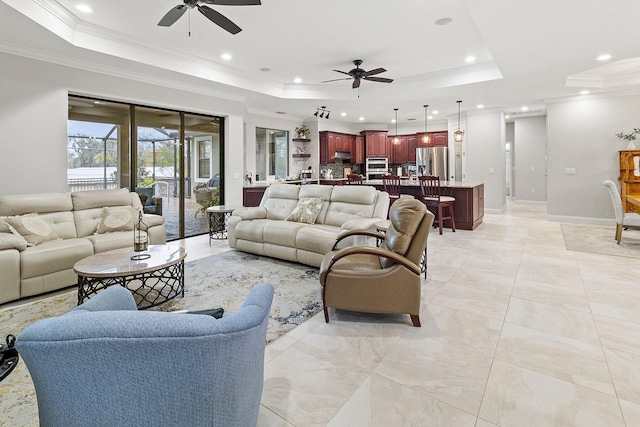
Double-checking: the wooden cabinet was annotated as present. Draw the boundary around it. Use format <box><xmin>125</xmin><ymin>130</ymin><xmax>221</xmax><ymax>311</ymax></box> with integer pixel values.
<box><xmin>243</xmin><ymin>186</ymin><xmax>267</xmax><ymax>207</ymax></box>
<box><xmin>389</xmin><ymin>135</ymin><xmax>408</xmax><ymax>164</ymax></box>
<box><xmin>447</xmin><ymin>184</ymin><xmax>484</xmax><ymax>230</ymax></box>
<box><xmin>362</xmin><ymin>130</ymin><xmax>388</xmax><ymax>157</ymax></box>
<box><xmin>353</xmin><ymin>135</ymin><xmax>364</xmax><ymax>164</ymax></box>
<box><xmin>431</xmin><ymin>131</ymin><xmax>448</xmax><ymax>147</ymax></box>
<box><xmin>407</xmin><ymin>134</ymin><xmax>418</xmax><ymax>162</ymax></box>
<box><xmin>415</xmin><ymin>131</ymin><xmax>448</xmax><ymax>147</ymax></box>
<box><xmin>619</xmin><ymin>150</ymin><xmax>640</xmax><ymax>212</ymax></box>
<box><xmin>320</xmin><ymin>131</ymin><xmax>356</xmax><ymax>163</ymax></box>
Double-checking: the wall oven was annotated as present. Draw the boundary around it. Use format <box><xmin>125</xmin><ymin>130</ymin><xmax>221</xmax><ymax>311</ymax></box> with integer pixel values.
<box><xmin>365</xmin><ymin>157</ymin><xmax>389</xmax><ymax>181</ymax></box>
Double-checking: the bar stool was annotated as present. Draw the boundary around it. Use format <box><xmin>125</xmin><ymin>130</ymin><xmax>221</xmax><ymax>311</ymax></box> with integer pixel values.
<box><xmin>346</xmin><ymin>174</ymin><xmax>364</xmax><ymax>184</ymax></box>
<box><xmin>419</xmin><ymin>175</ymin><xmax>456</xmax><ymax>235</ymax></box>
<box><xmin>382</xmin><ymin>174</ymin><xmax>402</xmax><ymax>205</ymax></box>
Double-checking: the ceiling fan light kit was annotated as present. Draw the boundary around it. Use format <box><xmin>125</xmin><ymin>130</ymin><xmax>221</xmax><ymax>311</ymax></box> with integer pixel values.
<box><xmin>322</xmin><ymin>60</ymin><xmax>394</xmax><ymax>89</ymax></box>
<box><xmin>158</xmin><ymin>0</ymin><xmax>261</xmax><ymax>35</ymax></box>
<box><xmin>454</xmin><ymin>100</ymin><xmax>464</xmax><ymax>142</ymax></box>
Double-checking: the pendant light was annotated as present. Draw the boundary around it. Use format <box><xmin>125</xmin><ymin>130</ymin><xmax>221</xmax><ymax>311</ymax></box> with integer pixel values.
<box><xmin>423</xmin><ymin>104</ymin><xmax>430</xmax><ymax>144</ymax></box>
<box><xmin>454</xmin><ymin>100</ymin><xmax>464</xmax><ymax>142</ymax></box>
<box><xmin>393</xmin><ymin>108</ymin><xmax>400</xmax><ymax>145</ymax></box>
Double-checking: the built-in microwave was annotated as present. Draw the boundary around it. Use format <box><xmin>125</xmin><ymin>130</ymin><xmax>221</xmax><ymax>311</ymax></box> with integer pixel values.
<box><xmin>366</xmin><ymin>157</ymin><xmax>389</xmax><ymax>171</ymax></box>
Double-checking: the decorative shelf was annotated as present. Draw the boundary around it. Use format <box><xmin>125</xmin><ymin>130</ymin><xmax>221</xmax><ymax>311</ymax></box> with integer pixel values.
<box><xmin>292</xmin><ymin>154</ymin><xmax>311</xmax><ymax>158</ymax></box>
<box><xmin>293</xmin><ymin>138</ymin><xmax>311</xmax><ymax>142</ymax></box>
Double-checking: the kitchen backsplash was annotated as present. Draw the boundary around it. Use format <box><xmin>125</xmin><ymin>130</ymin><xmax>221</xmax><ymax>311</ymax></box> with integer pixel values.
<box><xmin>319</xmin><ymin>163</ymin><xmax>362</xmax><ymax>179</ymax></box>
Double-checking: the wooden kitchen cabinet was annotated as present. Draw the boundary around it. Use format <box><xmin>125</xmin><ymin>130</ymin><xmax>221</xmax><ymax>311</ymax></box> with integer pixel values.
<box><xmin>389</xmin><ymin>135</ymin><xmax>408</xmax><ymax>164</ymax></box>
<box><xmin>407</xmin><ymin>134</ymin><xmax>418</xmax><ymax>162</ymax></box>
<box><xmin>362</xmin><ymin>130</ymin><xmax>388</xmax><ymax>157</ymax></box>
<box><xmin>353</xmin><ymin>135</ymin><xmax>364</xmax><ymax>164</ymax></box>
<box><xmin>431</xmin><ymin>131</ymin><xmax>448</xmax><ymax>147</ymax></box>
<box><xmin>320</xmin><ymin>131</ymin><xmax>356</xmax><ymax>163</ymax></box>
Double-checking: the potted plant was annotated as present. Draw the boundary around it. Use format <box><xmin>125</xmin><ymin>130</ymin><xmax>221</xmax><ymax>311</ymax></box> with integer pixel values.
<box><xmin>295</xmin><ymin>125</ymin><xmax>310</xmax><ymax>139</ymax></box>
<box><xmin>616</xmin><ymin>128</ymin><xmax>640</xmax><ymax>150</ymax></box>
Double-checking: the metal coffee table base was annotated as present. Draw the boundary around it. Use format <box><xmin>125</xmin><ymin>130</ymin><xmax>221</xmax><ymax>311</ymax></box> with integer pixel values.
<box><xmin>77</xmin><ymin>261</ymin><xmax>185</xmax><ymax>310</ymax></box>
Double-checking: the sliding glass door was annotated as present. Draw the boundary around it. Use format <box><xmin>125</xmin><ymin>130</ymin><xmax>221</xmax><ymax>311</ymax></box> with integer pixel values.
<box><xmin>68</xmin><ymin>95</ymin><xmax>224</xmax><ymax>240</ymax></box>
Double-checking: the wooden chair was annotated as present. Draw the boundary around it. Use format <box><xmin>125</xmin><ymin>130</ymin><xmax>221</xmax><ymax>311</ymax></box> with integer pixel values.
<box><xmin>419</xmin><ymin>175</ymin><xmax>456</xmax><ymax>235</ymax></box>
<box><xmin>382</xmin><ymin>174</ymin><xmax>401</xmax><ymax>205</ymax></box>
<box><xmin>346</xmin><ymin>174</ymin><xmax>364</xmax><ymax>185</ymax></box>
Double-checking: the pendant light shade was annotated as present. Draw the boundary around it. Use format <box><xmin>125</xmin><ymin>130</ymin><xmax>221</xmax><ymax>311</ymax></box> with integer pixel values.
<box><xmin>454</xmin><ymin>100</ymin><xmax>464</xmax><ymax>142</ymax></box>
<box><xmin>393</xmin><ymin>108</ymin><xmax>400</xmax><ymax>145</ymax></box>
<box><xmin>423</xmin><ymin>104</ymin><xmax>430</xmax><ymax>144</ymax></box>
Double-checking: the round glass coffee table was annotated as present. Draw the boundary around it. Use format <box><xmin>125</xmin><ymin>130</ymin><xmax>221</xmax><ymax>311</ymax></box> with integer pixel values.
<box><xmin>74</xmin><ymin>245</ymin><xmax>187</xmax><ymax>309</ymax></box>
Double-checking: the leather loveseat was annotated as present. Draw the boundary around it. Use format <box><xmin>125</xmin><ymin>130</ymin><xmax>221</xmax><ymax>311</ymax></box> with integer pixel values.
<box><xmin>0</xmin><ymin>188</ymin><xmax>166</xmax><ymax>304</ymax></box>
<box><xmin>228</xmin><ymin>184</ymin><xmax>390</xmax><ymax>267</ymax></box>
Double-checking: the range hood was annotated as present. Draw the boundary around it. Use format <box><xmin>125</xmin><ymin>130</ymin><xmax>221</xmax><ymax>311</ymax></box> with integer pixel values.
<box><xmin>334</xmin><ymin>151</ymin><xmax>351</xmax><ymax>160</ymax></box>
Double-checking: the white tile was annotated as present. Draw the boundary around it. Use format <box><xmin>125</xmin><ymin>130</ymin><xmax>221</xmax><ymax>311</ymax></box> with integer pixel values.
<box><xmin>479</xmin><ymin>361</ymin><xmax>625</xmax><ymax>427</ymax></box>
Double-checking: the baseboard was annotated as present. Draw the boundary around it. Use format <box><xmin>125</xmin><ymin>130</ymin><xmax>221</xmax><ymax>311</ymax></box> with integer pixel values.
<box><xmin>546</xmin><ymin>215</ymin><xmax>614</xmax><ymax>226</ymax></box>
<box><xmin>513</xmin><ymin>199</ymin><xmax>547</xmax><ymax>205</ymax></box>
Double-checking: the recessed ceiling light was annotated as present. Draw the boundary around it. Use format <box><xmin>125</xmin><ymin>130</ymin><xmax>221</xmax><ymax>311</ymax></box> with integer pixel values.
<box><xmin>435</xmin><ymin>17</ymin><xmax>452</xmax><ymax>26</ymax></box>
<box><xmin>76</xmin><ymin>4</ymin><xmax>93</xmax><ymax>13</ymax></box>
<box><xmin>505</xmin><ymin>115</ymin><xmax>510</xmax><ymax>119</ymax></box>
<box><xmin>220</xmin><ymin>53</ymin><xmax>232</xmax><ymax>61</ymax></box>
<box><xmin>293</xmin><ymin>77</ymin><xmax>302</xmax><ymax>83</ymax></box>
<box><xmin>340</xmin><ymin>112</ymin><xmax>346</xmax><ymax>117</ymax></box>
<box><xmin>596</xmin><ymin>54</ymin><xmax>612</xmax><ymax>61</ymax></box>
<box><xmin>465</xmin><ymin>56</ymin><xmax>476</xmax><ymax>63</ymax></box>
<box><xmin>428</xmin><ymin>115</ymin><xmax>433</xmax><ymax>119</ymax></box>
<box><xmin>521</xmin><ymin>106</ymin><xmax>528</xmax><ymax>111</ymax></box>
<box><xmin>259</xmin><ymin>67</ymin><xmax>271</xmax><ymax>72</ymax></box>
<box><xmin>432</xmin><ymin>110</ymin><xmax>438</xmax><ymax>115</ymax></box>
<box><xmin>391</xmin><ymin>119</ymin><xmax>396</xmax><ymax>123</ymax></box>
<box><xmin>359</xmin><ymin>117</ymin><xmax>365</xmax><ymax>121</ymax></box>
<box><xmin>477</xmin><ymin>104</ymin><xmax>484</xmax><ymax>109</ymax></box>
<box><xmin>580</xmin><ymin>90</ymin><xmax>590</xmax><ymax>95</ymax></box>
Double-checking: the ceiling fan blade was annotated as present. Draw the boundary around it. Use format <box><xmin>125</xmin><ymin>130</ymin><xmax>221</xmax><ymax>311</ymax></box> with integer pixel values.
<box><xmin>202</xmin><ymin>0</ymin><xmax>261</xmax><ymax>5</ymax></box>
<box><xmin>332</xmin><ymin>69</ymin><xmax>353</xmax><ymax>76</ymax></box>
<box><xmin>158</xmin><ymin>5</ymin><xmax>188</xmax><ymax>27</ymax></box>
<box><xmin>321</xmin><ymin>77</ymin><xmax>352</xmax><ymax>83</ymax></box>
<box><xmin>361</xmin><ymin>67</ymin><xmax>386</xmax><ymax>77</ymax></box>
<box><xmin>352</xmin><ymin>78</ymin><xmax>361</xmax><ymax>89</ymax></box>
<box><xmin>363</xmin><ymin>76</ymin><xmax>394</xmax><ymax>83</ymax></box>
<box><xmin>198</xmin><ymin>5</ymin><xmax>242</xmax><ymax>34</ymax></box>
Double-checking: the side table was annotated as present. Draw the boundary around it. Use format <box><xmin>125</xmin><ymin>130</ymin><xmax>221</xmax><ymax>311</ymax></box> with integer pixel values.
<box><xmin>206</xmin><ymin>205</ymin><xmax>239</xmax><ymax>245</ymax></box>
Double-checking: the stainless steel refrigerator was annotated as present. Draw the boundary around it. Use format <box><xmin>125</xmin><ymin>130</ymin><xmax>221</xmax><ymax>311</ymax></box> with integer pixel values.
<box><xmin>416</xmin><ymin>147</ymin><xmax>448</xmax><ymax>181</ymax></box>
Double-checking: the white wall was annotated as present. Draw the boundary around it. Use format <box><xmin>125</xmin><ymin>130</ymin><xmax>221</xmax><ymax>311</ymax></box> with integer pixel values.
<box><xmin>547</xmin><ymin>94</ymin><xmax>640</xmax><ymax>221</ymax></box>
<box><xmin>464</xmin><ymin>110</ymin><xmax>506</xmax><ymax>212</ymax></box>
<box><xmin>0</xmin><ymin>52</ymin><xmax>249</xmax><ymax>206</ymax></box>
<box><xmin>514</xmin><ymin>116</ymin><xmax>547</xmax><ymax>202</ymax></box>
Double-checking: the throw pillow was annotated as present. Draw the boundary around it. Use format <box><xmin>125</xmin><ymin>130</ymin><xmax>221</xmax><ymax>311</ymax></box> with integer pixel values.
<box><xmin>4</xmin><ymin>213</ymin><xmax>59</xmax><ymax>247</ymax></box>
<box><xmin>284</xmin><ymin>197</ymin><xmax>324</xmax><ymax>224</ymax></box>
<box><xmin>97</xmin><ymin>206</ymin><xmax>139</xmax><ymax>234</ymax></box>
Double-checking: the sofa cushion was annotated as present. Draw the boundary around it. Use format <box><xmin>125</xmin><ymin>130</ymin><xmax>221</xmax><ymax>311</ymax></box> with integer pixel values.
<box><xmin>234</xmin><ymin>219</ymin><xmax>270</xmax><ymax>243</ymax></box>
<box><xmin>20</xmin><ymin>238</ymin><xmax>94</xmax><ymax>279</ymax></box>
<box><xmin>295</xmin><ymin>225</ymin><xmax>342</xmax><ymax>254</ymax></box>
<box><xmin>298</xmin><ymin>185</ymin><xmax>333</xmax><ymax>224</ymax></box>
<box><xmin>0</xmin><ymin>193</ymin><xmax>73</xmax><ymax>216</ymax></box>
<box><xmin>71</xmin><ymin>188</ymin><xmax>132</xmax><ymax>211</ymax></box>
<box><xmin>262</xmin><ymin>184</ymin><xmax>300</xmax><ymax>220</ymax></box>
<box><xmin>284</xmin><ymin>197</ymin><xmax>324</xmax><ymax>224</ymax></box>
<box><xmin>97</xmin><ymin>207</ymin><xmax>139</xmax><ymax>234</ymax></box>
<box><xmin>5</xmin><ymin>213</ymin><xmax>60</xmax><ymax>247</ymax></box>
<box><xmin>263</xmin><ymin>221</ymin><xmax>306</xmax><ymax>247</ymax></box>
<box><xmin>85</xmin><ymin>231</ymin><xmax>140</xmax><ymax>254</ymax></box>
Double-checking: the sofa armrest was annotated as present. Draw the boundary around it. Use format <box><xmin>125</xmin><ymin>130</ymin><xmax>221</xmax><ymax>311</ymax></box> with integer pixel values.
<box><xmin>233</xmin><ymin>207</ymin><xmax>267</xmax><ymax>220</ymax></box>
<box><xmin>341</xmin><ymin>217</ymin><xmax>383</xmax><ymax>231</ymax></box>
<box><xmin>0</xmin><ymin>232</ymin><xmax>27</xmax><ymax>251</ymax></box>
<box><xmin>141</xmin><ymin>213</ymin><xmax>164</xmax><ymax>228</ymax></box>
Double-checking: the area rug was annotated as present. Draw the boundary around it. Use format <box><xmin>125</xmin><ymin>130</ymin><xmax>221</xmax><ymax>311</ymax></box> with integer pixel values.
<box><xmin>561</xmin><ymin>222</ymin><xmax>640</xmax><ymax>259</ymax></box>
<box><xmin>0</xmin><ymin>250</ymin><xmax>322</xmax><ymax>426</ymax></box>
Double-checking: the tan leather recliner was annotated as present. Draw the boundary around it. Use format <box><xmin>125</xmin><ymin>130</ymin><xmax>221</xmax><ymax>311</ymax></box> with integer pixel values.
<box><xmin>319</xmin><ymin>197</ymin><xmax>435</xmax><ymax>327</ymax></box>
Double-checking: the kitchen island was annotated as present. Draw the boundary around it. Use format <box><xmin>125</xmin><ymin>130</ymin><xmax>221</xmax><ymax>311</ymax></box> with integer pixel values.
<box><xmin>242</xmin><ymin>179</ymin><xmax>484</xmax><ymax>230</ymax></box>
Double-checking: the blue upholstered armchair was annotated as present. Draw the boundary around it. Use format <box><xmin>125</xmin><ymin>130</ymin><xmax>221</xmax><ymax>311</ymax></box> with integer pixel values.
<box><xmin>16</xmin><ymin>283</ymin><xmax>274</xmax><ymax>427</ymax></box>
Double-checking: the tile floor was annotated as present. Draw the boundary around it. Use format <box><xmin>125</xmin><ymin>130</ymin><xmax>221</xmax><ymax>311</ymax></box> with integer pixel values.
<box><xmin>8</xmin><ymin>202</ymin><xmax>640</xmax><ymax>426</ymax></box>
<box><xmin>177</xmin><ymin>202</ymin><xmax>640</xmax><ymax>426</ymax></box>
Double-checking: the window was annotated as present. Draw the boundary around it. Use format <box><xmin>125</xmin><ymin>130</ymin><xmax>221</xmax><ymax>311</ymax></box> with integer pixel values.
<box><xmin>256</xmin><ymin>128</ymin><xmax>288</xmax><ymax>180</ymax></box>
<box><xmin>196</xmin><ymin>136</ymin><xmax>211</xmax><ymax>179</ymax></box>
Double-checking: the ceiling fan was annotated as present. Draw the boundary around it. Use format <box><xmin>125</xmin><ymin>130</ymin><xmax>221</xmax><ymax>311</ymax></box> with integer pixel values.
<box><xmin>322</xmin><ymin>60</ymin><xmax>394</xmax><ymax>89</ymax></box>
<box><xmin>158</xmin><ymin>0</ymin><xmax>261</xmax><ymax>35</ymax></box>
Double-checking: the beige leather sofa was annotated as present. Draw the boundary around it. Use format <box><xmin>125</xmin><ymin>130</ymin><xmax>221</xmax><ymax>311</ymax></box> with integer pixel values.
<box><xmin>0</xmin><ymin>188</ymin><xmax>166</xmax><ymax>304</ymax></box>
<box><xmin>228</xmin><ymin>184</ymin><xmax>390</xmax><ymax>267</ymax></box>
